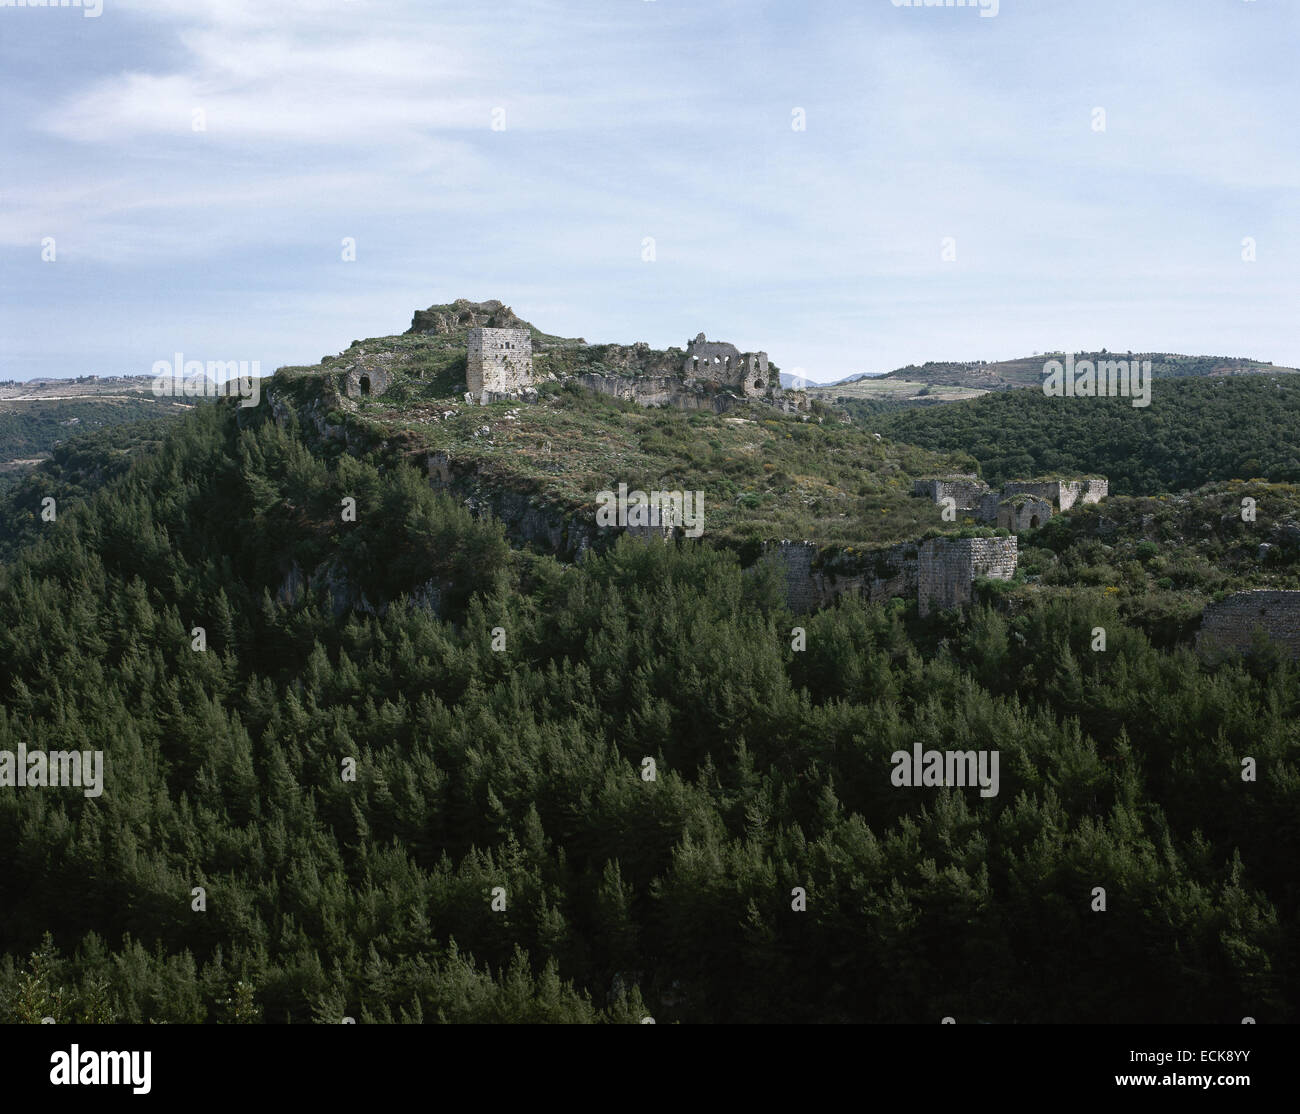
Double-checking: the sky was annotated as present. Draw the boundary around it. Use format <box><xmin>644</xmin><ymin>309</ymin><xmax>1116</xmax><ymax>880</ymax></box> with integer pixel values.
<box><xmin>2</xmin><ymin>0</ymin><xmax>1297</xmax><ymax>384</ymax></box>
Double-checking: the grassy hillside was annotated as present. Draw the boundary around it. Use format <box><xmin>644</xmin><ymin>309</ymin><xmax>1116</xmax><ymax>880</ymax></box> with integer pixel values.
<box><xmin>272</xmin><ymin>356</ymin><xmax>976</xmax><ymax>551</ymax></box>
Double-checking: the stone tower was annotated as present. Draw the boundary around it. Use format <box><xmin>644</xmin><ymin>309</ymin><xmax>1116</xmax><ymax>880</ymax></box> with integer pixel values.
<box><xmin>917</xmin><ymin>536</ymin><xmax>1018</xmax><ymax>617</ymax></box>
<box><xmin>467</xmin><ymin>327</ymin><xmax>534</xmax><ymax>394</ymax></box>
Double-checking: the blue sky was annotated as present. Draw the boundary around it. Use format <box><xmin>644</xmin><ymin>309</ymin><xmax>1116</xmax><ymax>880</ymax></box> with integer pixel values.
<box><xmin>2</xmin><ymin>0</ymin><xmax>1297</xmax><ymax>383</ymax></box>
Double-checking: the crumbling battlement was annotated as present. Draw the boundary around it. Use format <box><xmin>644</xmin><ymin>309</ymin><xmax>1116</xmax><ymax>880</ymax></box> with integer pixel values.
<box><xmin>1001</xmin><ymin>478</ymin><xmax>1108</xmax><ymax>511</ymax></box>
<box><xmin>759</xmin><ymin>536</ymin><xmax>1014</xmax><ymax>617</ymax></box>
<box><xmin>760</xmin><ymin>540</ymin><xmax>918</xmax><ymax>613</ymax></box>
<box><xmin>996</xmin><ymin>495</ymin><xmax>1053</xmax><ymax>532</ymax></box>
<box><xmin>1196</xmin><ymin>590</ymin><xmax>1300</xmax><ymax>660</ymax></box>
<box><xmin>684</xmin><ymin>333</ymin><xmax>776</xmax><ymax>399</ymax></box>
<box><xmin>917</xmin><ymin>537</ymin><xmax>1018</xmax><ymax>617</ymax></box>
<box><xmin>912</xmin><ymin>476</ymin><xmax>991</xmax><ymax>510</ymax></box>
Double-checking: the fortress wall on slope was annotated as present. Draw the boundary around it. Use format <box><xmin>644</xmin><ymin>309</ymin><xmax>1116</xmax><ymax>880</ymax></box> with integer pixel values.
<box><xmin>574</xmin><ymin>372</ymin><xmax>742</xmax><ymax>413</ymax></box>
<box><xmin>1196</xmin><ymin>590</ymin><xmax>1300</xmax><ymax>660</ymax></box>
<box><xmin>918</xmin><ymin>537</ymin><xmax>1018</xmax><ymax>617</ymax></box>
<box><xmin>911</xmin><ymin>477</ymin><xmax>991</xmax><ymax>510</ymax></box>
<box><xmin>759</xmin><ymin>541</ymin><xmax>920</xmax><ymax>614</ymax></box>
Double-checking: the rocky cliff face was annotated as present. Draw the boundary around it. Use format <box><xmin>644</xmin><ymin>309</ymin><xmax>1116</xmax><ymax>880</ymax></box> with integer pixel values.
<box><xmin>408</xmin><ymin>299</ymin><xmax>532</xmax><ymax>339</ymax></box>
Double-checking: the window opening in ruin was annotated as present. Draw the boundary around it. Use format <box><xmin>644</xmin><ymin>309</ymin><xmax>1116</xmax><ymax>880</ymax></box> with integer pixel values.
<box><xmin>359</xmin><ymin>375</ymin><xmax>371</xmax><ymax>396</ymax></box>
<box><xmin>1030</xmin><ymin>515</ymin><xmax>1040</xmax><ymax>528</ymax></box>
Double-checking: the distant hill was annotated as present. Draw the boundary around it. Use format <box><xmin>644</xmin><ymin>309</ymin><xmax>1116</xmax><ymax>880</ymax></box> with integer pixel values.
<box><xmin>820</xmin><ymin>352</ymin><xmax>1298</xmax><ymax>396</ymax></box>
<box><xmin>0</xmin><ymin>373</ymin><xmax>162</xmax><ymax>401</ymax></box>
<box><xmin>808</xmin><ymin>352</ymin><xmax>1299</xmax><ymax>416</ymax></box>
<box><xmin>0</xmin><ymin>392</ymin><xmax>195</xmax><ymax>491</ymax></box>
<box><xmin>863</xmin><ymin>375</ymin><xmax>1300</xmax><ymax>496</ymax></box>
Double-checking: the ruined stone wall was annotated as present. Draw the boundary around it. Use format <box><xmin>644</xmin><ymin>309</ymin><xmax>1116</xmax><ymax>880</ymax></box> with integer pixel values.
<box><xmin>764</xmin><ymin>535</ymin><xmax>1014</xmax><ymax>617</ymax></box>
<box><xmin>918</xmin><ymin>537</ymin><xmax>1017</xmax><ymax>617</ymax></box>
<box><xmin>1083</xmin><ymin>478</ymin><xmax>1108</xmax><ymax>504</ymax></box>
<box><xmin>969</xmin><ymin>537</ymin><xmax>1019</xmax><ymax>581</ymax></box>
<box><xmin>949</xmin><ymin>480</ymin><xmax>991</xmax><ymax>510</ymax></box>
<box><xmin>1196</xmin><ymin>590</ymin><xmax>1300</xmax><ymax>660</ymax></box>
<box><xmin>468</xmin><ymin>327</ymin><xmax>534</xmax><ymax>394</ymax></box>
<box><xmin>575</xmin><ymin>373</ymin><xmax>742</xmax><ymax>413</ymax></box>
<box><xmin>915</xmin><ymin>474</ymin><xmax>1109</xmax><ymax>535</ymax></box>
<box><xmin>342</xmin><ymin>366</ymin><xmax>392</xmax><ymax>399</ymax></box>
<box><xmin>739</xmin><ymin>352</ymin><xmax>772</xmax><ymax>398</ymax></box>
<box><xmin>865</xmin><ymin>542</ymin><xmax>920</xmax><ymax>603</ymax></box>
<box><xmin>975</xmin><ymin>493</ymin><xmax>1002</xmax><ymax>523</ymax></box>
<box><xmin>683</xmin><ymin>333</ymin><xmax>772</xmax><ymax>396</ymax></box>
<box><xmin>913</xmin><ymin>477</ymin><xmax>991</xmax><ymax>510</ymax></box>
<box><xmin>998</xmin><ymin>479</ymin><xmax>1106</xmax><ymax>511</ymax></box>
<box><xmin>764</xmin><ymin>542</ymin><xmax>821</xmax><ymax>613</ymax></box>
<box><xmin>1058</xmin><ymin>482</ymin><xmax>1083</xmax><ymax>510</ymax></box>
<box><xmin>759</xmin><ymin>541</ymin><xmax>919</xmax><ymax>614</ymax></box>
<box><xmin>466</xmin><ymin>387</ymin><xmax>540</xmax><ymax>406</ymax></box>
<box><xmin>996</xmin><ymin>497</ymin><xmax>1053</xmax><ymax>532</ymax></box>
<box><xmin>1001</xmin><ymin>480</ymin><xmax>1064</xmax><ymax>508</ymax></box>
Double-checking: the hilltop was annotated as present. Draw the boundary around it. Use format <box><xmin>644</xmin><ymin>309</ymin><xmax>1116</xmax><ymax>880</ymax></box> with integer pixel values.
<box><xmin>253</xmin><ymin>298</ymin><xmax>970</xmax><ymax>556</ymax></box>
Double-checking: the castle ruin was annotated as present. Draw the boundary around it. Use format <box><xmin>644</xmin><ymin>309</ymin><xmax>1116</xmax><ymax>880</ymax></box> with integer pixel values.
<box><xmin>761</xmin><ymin>540</ymin><xmax>918</xmax><ymax>613</ymax></box>
<box><xmin>912</xmin><ymin>476</ymin><xmax>989</xmax><ymax>511</ymax></box>
<box><xmin>995</xmin><ymin>494</ymin><xmax>1054</xmax><ymax>532</ymax></box>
